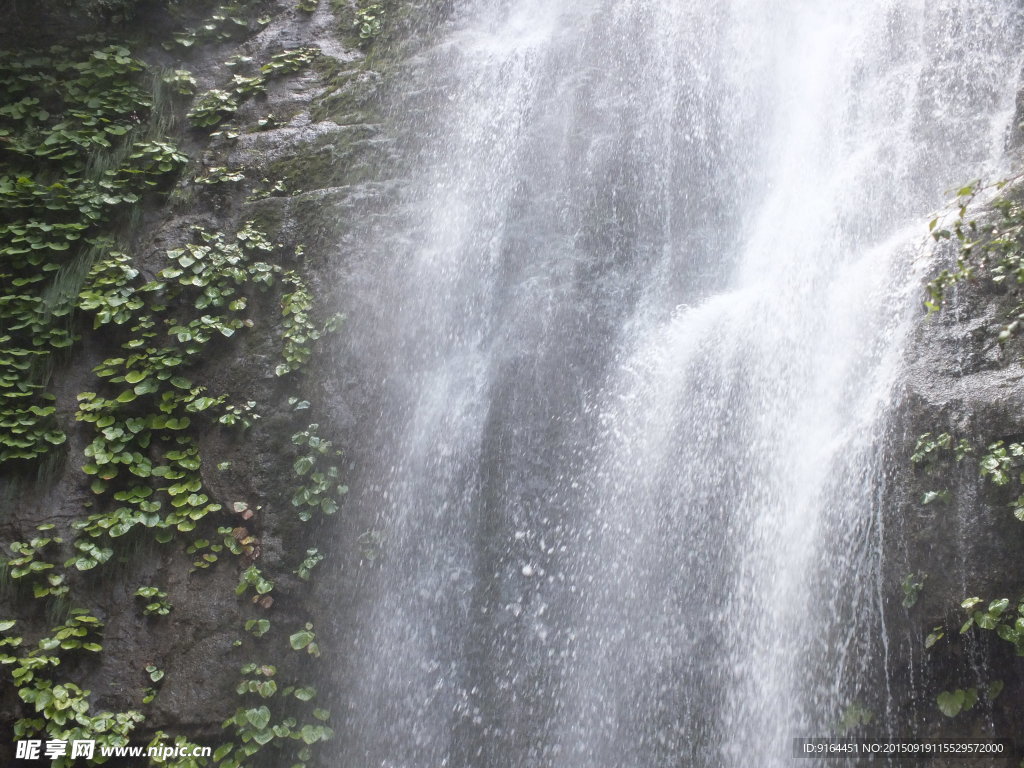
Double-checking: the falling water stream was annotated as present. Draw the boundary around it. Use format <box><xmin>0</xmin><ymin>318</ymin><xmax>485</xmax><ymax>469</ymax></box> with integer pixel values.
<box><xmin>331</xmin><ymin>2</ymin><xmax>1023</xmax><ymax>766</ymax></box>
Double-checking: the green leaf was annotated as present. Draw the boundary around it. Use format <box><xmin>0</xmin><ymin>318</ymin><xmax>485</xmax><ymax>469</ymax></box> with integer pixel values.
<box><xmin>289</xmin><ymin>630</ymin><xmax>314</xmax><ymax>651</ymax></box>
<box><xmin>213</xmin><ymin>744</ymin><xmax>233</xmax><ymax>761</ymax></box>
<box><xmin>937</xmin><ymin>689</ymin><xmax>964</xmax><ymax>718</ymax></box>
<box><xmin>962</xmin><ymin>687</ymin><xmax>978</xmax><ymax>711</ymax></box>
<box><xmin>975</xmin><ymin>612</ymin><xmax>998</xmax><ymax>630</ymax></box>
<box><xmin>988</xmin><ymin>598</ymin><xmax>1009</xmax><ymax>617</ymax></box>
<box><xmin>245</xmin><ymin>706</ymin><xmax>271</xmax><ymax>730</ymax></box>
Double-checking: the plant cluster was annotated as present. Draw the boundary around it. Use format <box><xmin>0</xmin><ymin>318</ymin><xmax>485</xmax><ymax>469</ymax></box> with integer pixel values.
<box><xmin>70</xmin><ymin>223</ymin><xmax>281</xmax><ymax>557</ymax></box>
<box><xmin>936</xmin><ymin>681</ymin><xmax>1003</xmax><ymax>719</ymax></box>
<box><xmin>0</xmin><ymin>614</ymin><xmax>145</xmax><ymax>762</ymax></box>
<box><xmin>926</xmin><ymin>181</ymin><xmax>1024</xmax><ymax>344</ymax></box>
<box><xmin>354</xmin><ymin>4</ymin><xmax>385</xmax><ymax>41</ymax></box>
<box><xmin>0</xmin><ymin>45</ymin><xmax>189</xmax><ymax>466</ymax></box>
<box><xmin>164</xmin><ymin>3</ymin><xmax>270</xmax><ymax>52</ymax></box>
<box><xmin>188</xmin><ymin>48</ymin><xmax>320</xmax><ymax>129</ymax></box>
<box><xmin>135</xmin><ymin>586</ymin><xmax>172</xmax><ymax>616</ymax></box>
<box><xmin>217</xmin><ymin>659</ymin><xmax>332</xmax><ymax>768</ymax></box>
<box><xmin>277</xmin><ymin>267</ymin><xmax>342</xmax><ymax>376</ymax></box>
<box><xmin>0</xmin><ymin>16</ymin><xmax>344</xmax><ymax>766</ymax></box>
<box><xmin>916</xmin><ymin>182</ymin><xmax>1024</xmax><ymax>723</ymax></box>
<box><xmin>3</xmin><ymin>524</ymin><xmax>68</xmax><ymax>599</ymax></box>
<box><xmin>290</xmin><ymin>423</ymin><xmax>347</xmax><ymax>520</ymax></box>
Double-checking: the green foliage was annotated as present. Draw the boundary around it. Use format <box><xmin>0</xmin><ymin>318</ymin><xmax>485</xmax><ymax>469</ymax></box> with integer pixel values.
<box><xmin>924</xmin><ymin>625</ymin><xmax>945</xmax><ymax>649</ymax></box>
<box><xmin>244</xmin><ymin>618</ymin><xmax>270</xmax><ymax>638</ymax></box>
<box><xmin>236</xmin><ymin>565</ymin><xmax>274</xmax><ymax>599</ymax></box>
<box><xmin>958</xmin><ymin>595</ymin><xmax>1024</xmax><ymax>654</ymax></box>
<box><xmin>936</xmin><ymin>681</ymin><xmax>1001</xmax><ymax>719</ymax></box>
<box><xmin>195</xmin><ymin>166</ymin><xmax>245</xmax><ymax>185</ymax></box>
<box><xmin>216</xmin><ymin>661</ymin><xmax>333</xmax><ymax>768</ymax></box>
<box><xmin>71</xmin><ymin>223</ymin><xmax>283</xmax><ymax>553</ymax></box>
<box><xmin>979</xmin><ymin>440</ymin><xmax>1024</xmax><ymax>487</ymax></box>
<box><xmin>288</xmin><ymin>622</ymin><xmax>319</xmax><ymax>656</ymax></box>
<box><xmin>908</xmin><ymin>432</ymin><xmax>1024</xmax><ymax>520</ymax></box>
<box><xmin>975</xmin><ymin>440</ymin><xmax>1024</xmax><ymax>521</ymax></box>
<box><xmin>276</xmin><ymin>266</ymin><xmax>344</xmax><ymax>376</ymax></box>
<box><xmin>911</xmin><ymin>432</ymin><xmax>973</xmax><ymax>469</ymax></box>
<box><xmin>164</xmin><ymin>3</ymin><xmax>267</xmax><ymax>52</ymax></box>
<box><xmin>0</xmin><ymin>23</ymin><xmax>342</xmax><ymax>765</ymax></box>
<box><xmin>2</xmin><ymin>525</ymin><xmax>68</xmax><ymax>599</ymax></box>
<box><xmin>354</xmin><ymin>4</ymin><xmax>385</xmax><ymax>41</ymax></box>
<box><xmin>187</xmin><ymin>530</ymin><xmax>243</xmax><ymax>570</ymax></box>
<box><xmin>910</xmin><ymin>433</ymin><xmax>971</xmax><ymax>504</ymax></box>
<box><xmin>294</xmin><ymin>548</ymin><xmax>323</xmax><ymax>581</ymax></box>
<box><xmin>290</xmin><ymin>424</ymin><xmax>347</xmax><ymax>520</ymax></box>
<box><xmin>188</xmin><ymin>48</ymin><xmax>319</xmax><ymax>129</ymax></box>
<box><xmin>936</xmin><ymin>687</ymin><xmax>976</xmax><ymax>718</ymax></box>
<box><xmin>134</xmin><ymin>586</ymin><xmax>171</xmax><ymax>616</ymax></box>
<box><xmin>188</xmin><ymin>89</ymin><xmax>239</xmax><ymax>128</ymax></box>
<box><xmin>901</xmin><ymin>572</ymin><xmax>926</xmax><ymax>608</ymax></box>
<box><xmin>0</xmin><ymin>612</ymin><xmax>144</xmax><ymax>762</ymax></box>
<box><xmin>0</xmin><ymin>45</ymin><xmax>188</xmax><ymax>467</ymax></box>
<box><xmin>160</xmin><ymin>69</ymin><xmax>197</xmax><ymax>95</ymax></box>
<box><xmin>926</xmin><ymin>181</ymin><xmax>1024</xmax><ymax>345</ymax></box>
<box><xmin>837</xmin><ymin>702</ymin><xmax>873</xmax><ymax>734</ymax></box>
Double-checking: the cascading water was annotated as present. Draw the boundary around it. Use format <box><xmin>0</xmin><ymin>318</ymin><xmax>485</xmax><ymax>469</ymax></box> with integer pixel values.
<box><xmin>330</xmin><ymin>1</ymin><xmax>1023</xmax><ymax>765</ymax></box>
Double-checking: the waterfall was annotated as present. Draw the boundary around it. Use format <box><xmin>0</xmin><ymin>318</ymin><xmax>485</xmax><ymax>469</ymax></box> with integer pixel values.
<box><xmin>331</xmin><ymin>2</ymin><xmax>1023</xmax><ymax>765</ymax></box>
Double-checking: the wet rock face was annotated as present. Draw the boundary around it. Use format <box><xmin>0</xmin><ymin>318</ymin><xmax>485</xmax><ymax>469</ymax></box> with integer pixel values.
<box><xmin>881</xmin><ymin>191</ymin><xmax>1024</xmax><ymax>746</ymax></box>
<box><xmin>0</xmin><ymin>0</ymin><xmax>395</xmax><ymax>758</ymax></box>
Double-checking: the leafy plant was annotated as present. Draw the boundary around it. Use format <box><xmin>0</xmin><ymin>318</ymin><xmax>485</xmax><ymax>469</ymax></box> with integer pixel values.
<box><xmin>979</xmin><ymin>440</ymin><xmax>1024</xmax><ymax>487</ymax></box>
<box><xmin>924</xmin><ymin>625</ymin><xmax>945</xmax><ymax>649</ymax></box>
<box><xmin>958</xmin><ymin>595</ymin><xmax>1024</xmax><ymax>654</ymax></box>
<box><xmin>134</xmin><ymin>586</ymin><xmax>171</xmax><ymax>616</ymax></box>
<box><xmin>0</xmin><ymin>45</ymin><xmax>185</xmax><ymax>468</ymax></box>
<box><xmin>288</xmin><ymin>623</ymin><xmax>320</xmax><ymax>657</ymax></box>
<box><xmin>160</xmin><ymin>69</ymin><xmax>197</xmax><ymax>95</ymax></box>
<box><xmin>2</xmin><ymin>525</ymin><xmax>68</xmax><ymax>599</ymax></box>
<box><xmin>937</xmin><ymin>687</ymin><xmax>977</xmax><ymax>718</ymax></box>
<box><xmin>837</xmin><ymin>702</ymin><xmax>873</xmax><ymax>733</ymax></box>
<box><xmin>354</xmin><ymin>4</ymin><xmax>384</xmax><ymax>41</ymax></box>
<box><xmin>187</xmin><ymin>48</ymin><xmax>319</xmax><ymax>129</ymax></box>
<box><xmin>936</xmin><ymin>681</ymin><xmax>1002</xmax><ymax>719</ymax></box>
<box><xmin>295</xmin><ymin>549</ymin><xmax>323</xmax><ymax>581</ymax></box>
<box><xmin>216</xmin><ymin>661</ymin><xmax>333</xmax><ymax>768</ymax></box>
<box><xmin>901</xmin><ymin>572</ymin><xmax>926</xmax><ymax>608</ymax></box>
<box><xmin>276</xmin><ymin>267</ymin><xmax>343</xmax><ymax>376</ymax></box>
<box><xmin>188</xmin><ymin>89</ymin><xmax>239</xmax><ymax>128</ymax></box>
<box><xmin>290</xmin><ymin>424</ymin><xmax>347</xmax><ymax>520</ymax></box>
<box><xmin>236</xmin><ymin>565</ymin><xmax>274</xmax><ymax>601</ymax></box>
<box><xmin>244</xmin><ymin>619</ymin><xmax>270</xmax><ymax>638</ymax></box>
<box><xmin>926</xmin><ymin>180</ymin><xmax>1024</xmax><ymax>346</ymax></box>
<box><xmin>194</xmin><ymin>166</ymin><xmax>245</xmax><ymax>185</ymax></box>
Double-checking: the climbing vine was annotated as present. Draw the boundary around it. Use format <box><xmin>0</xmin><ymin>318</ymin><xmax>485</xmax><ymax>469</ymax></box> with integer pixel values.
<box><xmin>912</xmin><ymin>177</ymin><xmax>1024</xmax><ymax>725</ymax></box>
<box><xmin>0</xmin><ymin>44</ymin><xmax>187</xmax><ymax>465</ymax></box>
<box><xmin>0</xmin><ymin>8</ymin><xmax>344</xmax><ymax>763</ymax></box>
